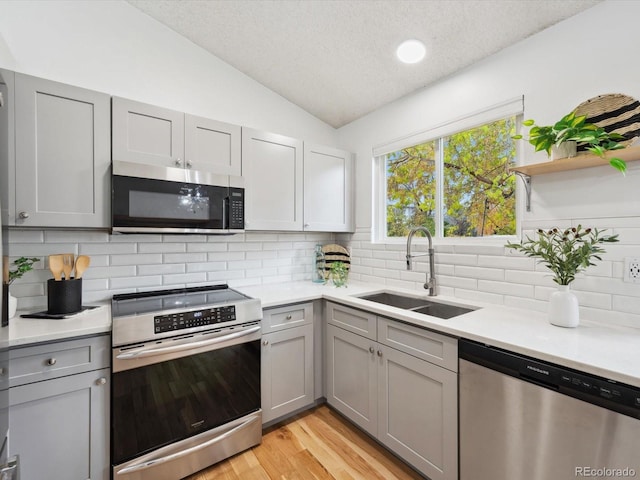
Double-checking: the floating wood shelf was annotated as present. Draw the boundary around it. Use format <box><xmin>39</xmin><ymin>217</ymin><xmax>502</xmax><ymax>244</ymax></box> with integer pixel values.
<box><xmin>509</xmin><ymin>145</ymin><xmax>640</xmax><ymax>176</ymax></box>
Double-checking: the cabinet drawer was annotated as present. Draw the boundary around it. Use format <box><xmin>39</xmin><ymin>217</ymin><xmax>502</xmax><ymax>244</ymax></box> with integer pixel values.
<box><xmin>262</xmin><ymin>302</ymin><xmax>313</xmax><ymax>334</ymax></box>
<box><xmin>10</xmin><ymin>335</ymin><xmax>110</xmax><ymax>387</ymax></box>
<box><xmin>326</xmin><ymin>302</ymin><xmax>376</xmax><ymax>340</ymax></box>
<box><xmin>378</xmin><ymin>317</ymin><xmax>458</xmax><ymax>372</ymax></box>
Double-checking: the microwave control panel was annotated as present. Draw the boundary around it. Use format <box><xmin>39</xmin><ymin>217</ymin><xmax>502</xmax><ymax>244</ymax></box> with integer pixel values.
<box><xmin>228</xmin><ymin>187</ymin><xmax>244</xmax><ymax>230</ymax></box>
<box><xmin>154</xmin><ymin>306</ymin><xmax>237</xmax><ymax>333</ymax></box>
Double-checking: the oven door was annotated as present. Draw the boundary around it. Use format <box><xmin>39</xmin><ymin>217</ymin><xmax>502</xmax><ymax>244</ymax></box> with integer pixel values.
<box><xmin>111</xmin><ymin>323</ymin><xmax>261</xmax><ymax>477</ymax></box>
<box><xmin>112</xmin><ymin>161</ymin><xmax>230</xmax><ymax>234</ymax></box>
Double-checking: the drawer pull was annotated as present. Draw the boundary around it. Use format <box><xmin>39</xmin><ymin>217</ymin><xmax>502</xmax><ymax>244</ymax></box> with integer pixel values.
<box><xmin>0</xmin><ymin>367</ymin><xmax>5</xmax><ymax>376</ymax></box>
<box><xmin>46</xmin><ymin>358</ymin><xmax>57</xmax><ymax>366</ymax></box>
<box><xmin>369</xmin><ymin>347</ymin><xmax>374</xmax><ymax>354</ymax></box>
<box><xmin>95</xmin><ymin>377</ymin><xmax>107</xmax><ymax>386</ymax></box>
<box><xmin>285</xmin><ymin>314</ymin><xmax>292</xmax><ymax>320</ymax></box>
<box><xmin>262</xmin><ymin>340</ymin><xmax>269</xmax><ymax>346</ymax></box>
<box><xmin>377</xmin><ymin>350</ymin><xmax>383</xmax><ymax>357</ymax></box>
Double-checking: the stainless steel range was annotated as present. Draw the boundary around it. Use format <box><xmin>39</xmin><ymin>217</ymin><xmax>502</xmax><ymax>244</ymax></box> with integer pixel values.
<box><xmin>111</xmin><ymin>284</ymin><xmax>262</xmax><ymax>480</ymax></box>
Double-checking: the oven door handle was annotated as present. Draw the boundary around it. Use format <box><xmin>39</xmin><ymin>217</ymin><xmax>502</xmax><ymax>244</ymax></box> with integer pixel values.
<box><xmin>116</xmin><ymin>325</ymin><xmax>261</xmax><ymax>360</ymax></box>
<box><xmin>115</xmin><ymin>414</ymin><xmax>259</xmax><ymax>476</ymax></box>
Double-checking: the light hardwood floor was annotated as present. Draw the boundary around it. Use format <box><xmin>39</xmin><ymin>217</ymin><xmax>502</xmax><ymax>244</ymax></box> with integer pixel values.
<box><xmin>185</xmin><ymin>405</ymin><xmax>423</xmax><ymax>480</ymax></box>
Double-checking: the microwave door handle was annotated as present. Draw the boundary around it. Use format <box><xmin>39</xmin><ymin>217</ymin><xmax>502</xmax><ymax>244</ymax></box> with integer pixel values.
<box><xmin>115</xmin><ymin>414</ymin><xmax>259</xmax><ymax>476</ymax></box>
<box><xmin>116</xmin><ymin>325</ymin><xmax>260</xmax><ymax>360</ymax></box>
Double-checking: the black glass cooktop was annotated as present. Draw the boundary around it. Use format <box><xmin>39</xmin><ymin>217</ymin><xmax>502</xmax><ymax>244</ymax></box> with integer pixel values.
<box><xmin>111</xmin><ymin>284</ymin><xmax>250</xmax><ymax>318</ymax></box>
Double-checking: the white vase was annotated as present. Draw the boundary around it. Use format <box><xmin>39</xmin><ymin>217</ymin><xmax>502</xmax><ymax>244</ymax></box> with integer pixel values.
<box><xmin>8</xmin><ymin>293</ymin><xmax>17</xmax><ymax>318</ymax></box>
<box><xmin>548</xmin><ymin>285</ymin><xmax>579</xmax><ymax>328</ymax></box>
<box><xmin>551</xmin><ymin>141</ymin><xmax>577</xmax><ymax>160</ymax></box>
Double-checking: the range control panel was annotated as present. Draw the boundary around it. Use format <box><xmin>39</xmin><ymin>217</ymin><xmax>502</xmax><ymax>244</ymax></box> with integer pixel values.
<box><xmin>154</xmin><ymin>306</ymin><xmax>237</xmax><ymax>333</ymax></box>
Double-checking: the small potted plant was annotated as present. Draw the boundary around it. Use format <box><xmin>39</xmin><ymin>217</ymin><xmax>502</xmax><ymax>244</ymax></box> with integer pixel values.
<box><xmin>506</xmin><ymin>227</ymin><xmax>618</xmax><ymax>327</ymax></box>
<box><xmin>7</xmin><ymin>256</ymin><xmax>40</xmax><ymax>317</ymax></box>
<box><xmin>513</xmin><ymin>111</ymin><xmax>627</xmax><ymax>174</ymax></box>
<box><xmin>329</xmin><ymin>261</ymin><xmax>349</xmax><ymax>288</ymax></box>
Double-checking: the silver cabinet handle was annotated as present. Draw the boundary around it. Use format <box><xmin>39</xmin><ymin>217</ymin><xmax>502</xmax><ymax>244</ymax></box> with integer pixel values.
<box><xmin>377</xmin><ymin>350</ymin><xmax>383</xmax><ymax>357</ymax></box>
<box><xmin>117</xmin><ymin>325</ymin><xmax>261</xmax><ymax>359</ymax></box>
<box><xmin>185</xmin><ymin>160</ymin><xmax>192</xmax><ymax>169</ymax></box>
<box><xmin>0</xmin><ymin>368</ymin><xmax>5</xmax><ymax>376</ymax></box>
<box><xmin>285</xmin><ymin>314</ymin><xmax>292</xmax><ymax>320</ymax></box>
<box><xmin>95</xmin><ymin>377</ymin><xmax>107</xmax><ymax>386</ymax></box>
<box><xmin>369</xmin><ymin>346</ymin><xmax>374</xmax><ymax>354</ymax></box>
<box><xmin>262</xmin><ymin>340</ymin><xmax>269</xmax><ymax>346</ymax></box>
<box><xmin>174</xmin><ymin>158</ymin><xmax>182</xmax><ymax>167</ymax></box>
<box><xmin>116</xmin><ymin>415</ymin><xmax>259</xmax><ymax>475</ymax></box>
<box><xmin>46</xmin><ymin>358</ymin><xmax>57</xmax><ymax>366</ymax></box>
<box><xmin>19</xmin><ymin>211</ymin><xmax>29</xmax><ymax>219</ymax></box>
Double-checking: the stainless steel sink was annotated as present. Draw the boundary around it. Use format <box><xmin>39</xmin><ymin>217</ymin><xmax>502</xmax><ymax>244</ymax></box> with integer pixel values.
<box><xmin>411</xmin><ymin>303</ymin><xmax>474</xmax><ymax>319</ymax></box>
<box><xmin>359</xmin><ymin>292</ymin><xmax>430</xmax><ymax>310</ymax></box>
<box><xmin>358</xmin><ymin>292</ymin><xmax>475</xmax><ymax>319</ymax></box>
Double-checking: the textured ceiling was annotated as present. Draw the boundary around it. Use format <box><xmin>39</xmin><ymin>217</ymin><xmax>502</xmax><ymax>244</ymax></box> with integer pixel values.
<box><xmin>127</xmin><ymin>0</ymin><xmax>600</xmax><ymax>128</ymax></box>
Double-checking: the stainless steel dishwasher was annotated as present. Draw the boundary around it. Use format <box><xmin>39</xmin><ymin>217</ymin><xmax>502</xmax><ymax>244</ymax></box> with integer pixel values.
<box><xmin>459</xmin><ymin>339</ymin><xmax>640</xmax><ymax>480</ymax></box>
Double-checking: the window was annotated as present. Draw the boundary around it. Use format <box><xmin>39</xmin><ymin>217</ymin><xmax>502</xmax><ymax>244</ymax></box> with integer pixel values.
<box><xmin>375</xmin><ymin>99</ymin><xmax>522</xmax><ymax>242</ymax></box>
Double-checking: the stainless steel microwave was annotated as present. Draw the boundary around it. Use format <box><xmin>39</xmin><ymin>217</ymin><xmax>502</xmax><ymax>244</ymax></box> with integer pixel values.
<box><xmin>112</xmin><ymin>161</ymin><xmax>244</xmax><ymax>234</ymax></box>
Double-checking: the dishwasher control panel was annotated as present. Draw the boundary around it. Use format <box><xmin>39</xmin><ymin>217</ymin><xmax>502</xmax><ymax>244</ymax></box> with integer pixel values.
<box><xmin>460</xmin><ymin>339</ymin><xmax>640</xmax><ymax>419</ymax></box>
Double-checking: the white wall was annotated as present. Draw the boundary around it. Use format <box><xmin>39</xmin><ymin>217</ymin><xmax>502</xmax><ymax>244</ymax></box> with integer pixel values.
<box><xmin>0</xmin><ymin>0</ymin><xmax>337</xmax><ymax>145</ymax></box>
<box><xmin>336</xmin><ymin>0</ymin><xmax>640</xmax><ymax>329</ymax></box>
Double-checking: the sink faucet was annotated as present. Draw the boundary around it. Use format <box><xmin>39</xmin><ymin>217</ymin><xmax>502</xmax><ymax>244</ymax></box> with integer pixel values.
<box><xmin>406</xmin><ymin>226</ymin><xmax>437</xmax><ymax>296</ymax></box>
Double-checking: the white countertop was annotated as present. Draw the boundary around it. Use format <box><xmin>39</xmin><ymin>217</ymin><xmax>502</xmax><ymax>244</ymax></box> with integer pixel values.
<box><xmin>239</xmin><ymin>281</ymin><xmax>640</xmax><ymax>388</ymax></box>
<box><xmin>1</xmin><ymin>304</ymin><xmax>111</xmax><ymax>348</ymax></box>
<box><xmin>3</xmin><ymin>280</ymin><xmax>639</xmax><ymax>389</ymax></box>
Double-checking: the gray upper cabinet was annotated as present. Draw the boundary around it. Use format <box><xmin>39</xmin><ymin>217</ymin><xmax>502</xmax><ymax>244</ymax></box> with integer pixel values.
<box><xmin>112</xmin><ymin>97</ymin><xmax>241</xmax><ymax>176</ymax></box>
<box><xmin>185</xmin><ymin>114</ymin><xmax>241</xmax><ymax>176</ymax></box>
<box><xmin>112</xmin><ymin>97</ymin><xmax>184</xmax><ymax>168</ymax></box>
<box><xmin>242</xmin><ymin>127</ymin><xmax>304</xmax><ymax>231</ymax></box>
<box><xmin>303</xmin><ymin>143</ymin><xmax>354</xmax><ymax>232</ymax></box>
<box><xmin>13</xmin><ymin>73</ymin><xmax>111</xmax><ymax>228</ymax></box>
<box><xmin>242</xmin><ymin>127</ymin><xmax>355</xmax><ymax>232</ymax></box>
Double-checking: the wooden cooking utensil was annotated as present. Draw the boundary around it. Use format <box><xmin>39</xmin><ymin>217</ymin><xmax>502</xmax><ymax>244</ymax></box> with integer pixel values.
<box><xmin>62</xmin><ymin>253</ymin><xmax>75</xmax><ymax>280</ymax></box>
<box><xmin>48</xmin><ymin>254</ymin><xmax>64</xmax><ymax>281</ymax></box>
<box><xmin>74</xmin><ymin>255</ymin><xmax>90</xmax><ymax>279</ymax></box>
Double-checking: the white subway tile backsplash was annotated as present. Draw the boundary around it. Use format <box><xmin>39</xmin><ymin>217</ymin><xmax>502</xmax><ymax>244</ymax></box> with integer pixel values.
<box><xmin>186</xmin><ymin>262</ymin><xmax>226</xmax><ymax>273</ymax></box>
<box><xmin>138</xmin><ymin>243</ymin><xmax>186</xmax><ymax>254</ymax></box>
<box><xmin>12</xmin><ymin>243</ymin><xmax>78</xmax><ymax>256</ymax></box>
<box><xmin>612</xmin><ymin>295</ymin><xmax>640</xmax><ymax>315</ymax></box>
<box><xmin>163</xmin><ymin>252</ymin><xmax>207</xmax><ymax>264</ymax></box>
<box><xmin>110</xmin><ymin>253</ymin><xmax>162</xmax><ymax>266</ymax></box>
<box><xmin>438</xmin><ymin>275</ymin><xmax>477</xmax><ymax>290</ymax></box>
<box><xmin>478</xmin><ymin>280</ymin><xmax>534</xmax><ymax>298</ymax></box>
<box><xmin>435</xmin><ymin>253</ymin><xmax>478</xmax><ymax>266</ymax></box>
<box><xmin>110</xmin><ymin>275</ymin><xmax>163</xmax><ymax>289</ymax></box>
<box><xmin>45</xmin><ymin>230</ymin><xmax>109</xmax><ymax>243</ymax></box>
<box><xmin>8</xmin><ymin>229</ymin><xmax>44</xmax><ymax>243</ymax></box>
<box><xmin>80</xmin><ymin>243</ymin><xmax>136</xmax><ymax>255</ymax></box>
<box><xmin>186</xmin><ymin>242</ymin><xmax>228</xmax><ymax>253</ymax></box>
<box><xmin>83</xmin><ymin>266</ymin><xmax>137</xmax><ymax>279</ymax></box>
<box><xmin>162</xmin><ymin>273</ymin><xmax>208</xmax><ymax>285</ymax></box>
<box><xmin>454</xmin><ymin>289</ymin><xmax>504</xmax><ymax>304</ymax></box>
<box><xmin>477</xmin><ymin>255</ymin><xmax>535</xmax><ymax>270</ymax></box>
<box><xmin>456</xmin><ymin>265</ymin><xmax>504</xmax><ymax>281</ymax></box>
<box><xmin>138</xmin><ymin>264</ymin><xmax>186</xmax><ymax>275</ymax></box>
<box><xmin>503</xmin><ymin>296</ymin><xmax>547</xmax><ymax>313</ymax></box>
<box><xmin>208</xmin><ymin>251</ymin><xmax>245</xmax><ymax>262</ymax></box>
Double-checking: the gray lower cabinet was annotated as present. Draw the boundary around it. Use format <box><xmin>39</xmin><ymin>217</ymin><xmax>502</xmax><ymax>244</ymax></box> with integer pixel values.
<box><xmin>8</xmin><ymin>335</ymin><xmax>110</xmax><ymax>480</ymax></box>
<box><xmin>261</xmin><ymin>302</ymin><xmax>314</xmax><ymax>424</ymax></box>
<box><xmin>326</xmin><ymin>302</ymin><xmax>458</xmax><ymax>480</ymax></box>
<box><xmin>11</xmin><ymin>72</ymin><xmax>111</xmax><ymax>228</ymax></box>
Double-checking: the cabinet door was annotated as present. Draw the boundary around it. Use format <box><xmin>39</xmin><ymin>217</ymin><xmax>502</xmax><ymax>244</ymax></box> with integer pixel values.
<box><xmin>242</xmin><ymin>127</ymin><xmax>303</xmax><ymax>231</ymax></box>
<box><xmin>261</xmin><ymin>324</ymin><xmax>314</xmax><ymax>424</ymax></box>
<box><xmin>14</xmin><ymin>74</ymin><xmax>111</xmax><ymax>227</ymax></box>
<box><xmin>378</xmin><ymin>345</ymin><xmax>458</xmax><ymax>480</ymax></box>
<box><xmin>9</xmin><ymin>368</ymin><xmax>110</xmax><ymax>480</ymax></box>
<box><xmin>303</xmin><ymin>143</ymin><xmax>354</xmax><ymax>232</ymax></box>
<box><xmin>185</xmin><ymin>114</ymin><xmax>241</xmax><ymax>175</ymax></box>
<box><xmin>112</xmin><ymin>97</ymin><xmax>184</xmax><ymax>168</ymax></box>
<box><xmin>325</xmin><ymin>324</ymin><xmax>377</xmax><ymax>435</ymax></box>
<box><xmin>0</xmin><ymin>69</ymin><xmax>15</xmax><ymax>225</ymax></box>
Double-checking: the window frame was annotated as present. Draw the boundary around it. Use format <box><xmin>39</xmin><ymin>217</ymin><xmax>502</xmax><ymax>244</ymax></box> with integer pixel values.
<box><xmin>373</xmin><ymin>97</ymin><xmax>524</xmax><ymax>245</ymax></box>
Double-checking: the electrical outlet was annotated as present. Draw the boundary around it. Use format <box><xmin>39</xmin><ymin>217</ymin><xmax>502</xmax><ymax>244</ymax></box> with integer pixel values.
<box><xmin>624</xmin><ymin>257</ymin><xmax>640</xmax><ymax>283</ymax></box>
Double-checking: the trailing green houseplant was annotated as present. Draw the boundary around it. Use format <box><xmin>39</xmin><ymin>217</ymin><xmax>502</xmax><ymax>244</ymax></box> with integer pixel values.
<box><xmin>513</xmin><ymin>111</ymin><xmax>628</xmax><ymax>174</ymax></box>
<box><xmin>505</xmin><ymin>226</ymin><xmax>618</xmax><ymax>285</ymax></box>
<box><xmin>8</xmin><ymin>257</ymin><xmax>40</xmax><ymax>285</ymax></box>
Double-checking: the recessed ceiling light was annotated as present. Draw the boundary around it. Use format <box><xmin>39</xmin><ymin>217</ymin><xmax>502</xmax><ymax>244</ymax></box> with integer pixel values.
<box><xmin>396</xmin><ymin>39</ymin><xmax>426</xmax><ymax>64</ymax></box>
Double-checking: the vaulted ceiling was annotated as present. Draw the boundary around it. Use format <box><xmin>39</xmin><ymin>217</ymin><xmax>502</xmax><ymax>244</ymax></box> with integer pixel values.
<box><xmin>127</xmin><ymin>0</ymin><xmax>600</xmax><ymax>128</ymax></box>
